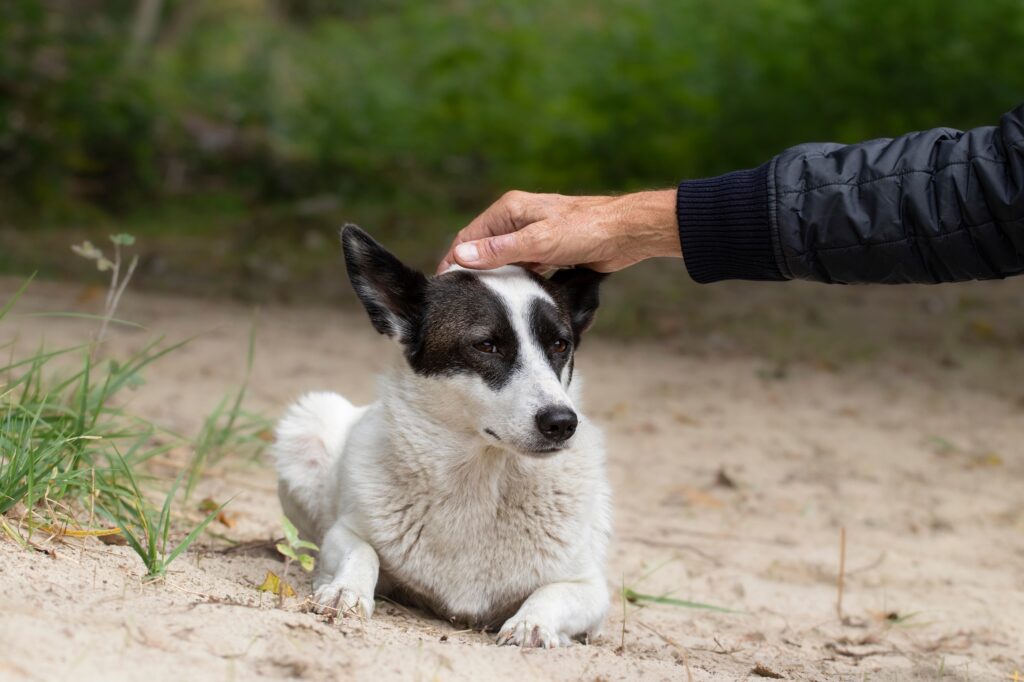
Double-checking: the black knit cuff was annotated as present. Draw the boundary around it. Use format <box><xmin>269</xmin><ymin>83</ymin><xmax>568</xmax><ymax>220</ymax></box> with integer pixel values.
<box><xmin>677</xmin><ymin>162</ymin><xmax>785</xmax><ymax>283</ymax></box>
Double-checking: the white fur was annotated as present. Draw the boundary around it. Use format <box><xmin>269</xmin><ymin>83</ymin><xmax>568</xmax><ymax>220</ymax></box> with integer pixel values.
<box><xmin>273</xmin><ymin>267</ymin><xmax>611</xmax><ymax>647</ymax></box>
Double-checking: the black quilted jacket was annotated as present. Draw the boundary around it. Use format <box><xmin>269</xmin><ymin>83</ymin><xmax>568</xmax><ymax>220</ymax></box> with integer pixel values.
<box><xmin>676</xmin><ymin>104</ymin><xmax>1024</xmax><ymax>284</ymax></box>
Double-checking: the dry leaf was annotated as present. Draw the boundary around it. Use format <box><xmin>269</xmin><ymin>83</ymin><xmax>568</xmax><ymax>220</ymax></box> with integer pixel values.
<box><xmin>968</xmin><ymin>452</ymin><xmax>1003</xmax><ymax>468</ymax></box>
<box><xmin>258</xmin><ymin>571</ymin><xmax>296</xmax><ymax>598</ymax></box>
<box><xmin>98</xmin><ymin>532</ymin><xmax>128</xmax><ymax>546</ymax></box>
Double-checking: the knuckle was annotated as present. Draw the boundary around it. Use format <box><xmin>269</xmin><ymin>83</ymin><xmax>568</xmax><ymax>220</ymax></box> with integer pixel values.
<box><xmin>500</xmin><ymin>189</ymin><xmax>529</xmax><ymax>215</ymax></box>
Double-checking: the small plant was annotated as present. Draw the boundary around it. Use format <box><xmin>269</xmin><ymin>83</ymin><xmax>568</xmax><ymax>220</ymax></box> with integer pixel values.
<box><xmin>99</xmin><ymin>459</ymin><xmax>225</xmax><ymax>580</ymax></box>
<box><xmin>2</xmin><ymin>236</ymin><xmax>260</xmax><ymax>580</ymax></box>
<box><xmin>0</xmin><ymin>277</ymin><xmax>243</xmax><ymax>579</ymax></box>
<box><xmin>71</xmin><ymin>233</ymin><xmax>139</xmax><ymax>352</ymax></box>
<box><xmin>259</xmin><ymin>516</ymin><xmax>319</xmax><ymax>605</ymax></box>
<box><xmin>277</xmin><ymin>515</ymin><xmax>318</xmax><ymax>572</ymax></box>
<box><xmin>1</xmin><ymin>277</ymin><xmax>184</xmax><ymax>536</ymax></box>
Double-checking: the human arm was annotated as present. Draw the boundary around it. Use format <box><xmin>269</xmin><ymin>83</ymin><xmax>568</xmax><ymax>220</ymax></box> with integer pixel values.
<box><xmin>679</xmin><ymin>103</ymin><xmax>1024</xmax><ymax>284</ymax></box>
<box><xmin>439</xmin><ymin>104</ymin><xmax>1024</xmax><ymax>284</ymax></box>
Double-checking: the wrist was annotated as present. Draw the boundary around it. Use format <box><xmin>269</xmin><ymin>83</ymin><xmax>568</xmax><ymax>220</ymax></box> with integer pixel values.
<box><xmin>618</xmin><ymin>190</ymin><xmax>681</xmax><ymax>260</ymax></box>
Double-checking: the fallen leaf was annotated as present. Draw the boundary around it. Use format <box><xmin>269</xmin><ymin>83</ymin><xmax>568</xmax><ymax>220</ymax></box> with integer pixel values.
<box><xmin>258</xmin><ymin>571</ymin><xmax>296</xmax><ymax>598</ymax></box>
<box><xmin>968</xmin><ymin>452</ymin><xmax>1003</xmax><ymax>468</ymax></box>
<box><xmin>967</xmin><ymin>319</ymin><xmax>997</xmax><ymax>341</ymax></box>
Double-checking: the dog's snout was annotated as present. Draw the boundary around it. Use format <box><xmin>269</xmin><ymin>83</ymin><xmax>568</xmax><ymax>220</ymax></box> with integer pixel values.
<box><xmin>535</xmin><ymin>406</ymin><xmax>578</xmax><ymax>443</ymax></box>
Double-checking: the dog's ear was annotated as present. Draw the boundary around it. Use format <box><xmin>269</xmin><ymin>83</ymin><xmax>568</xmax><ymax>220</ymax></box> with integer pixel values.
<box><xmin>549</xmin><ymin>267</ymin><xmax>608</xmax><ymax>344</ymax></box>
<box><xmin>342</xmin><ymin>224</ymin><xmax>427</xmax><ymax>343</ymax></box>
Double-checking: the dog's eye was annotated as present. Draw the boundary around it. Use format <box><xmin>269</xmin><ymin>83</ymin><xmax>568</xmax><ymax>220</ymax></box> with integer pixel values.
<box><xmin>551</xmin><ymin>338</ymin><xmax>570</xmax><ymax>353</ymax></box>
<box><xmin>473</xmin><ymin>340</ymin><xmax>499</xmax><ymax>354</ymax></box>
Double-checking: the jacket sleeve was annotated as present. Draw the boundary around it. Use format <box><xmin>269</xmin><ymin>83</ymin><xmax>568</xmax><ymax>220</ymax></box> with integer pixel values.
<box><xmin>677</xmin><ymin>104</ymin><xmax>1024</xmax><ymax>284</ymax></box>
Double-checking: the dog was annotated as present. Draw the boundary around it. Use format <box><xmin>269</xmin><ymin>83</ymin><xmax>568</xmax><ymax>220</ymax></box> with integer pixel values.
<box><xmin>273</xmin><ymin>225</ymin><xmax>611</xmax><ymax>648</ymax></box>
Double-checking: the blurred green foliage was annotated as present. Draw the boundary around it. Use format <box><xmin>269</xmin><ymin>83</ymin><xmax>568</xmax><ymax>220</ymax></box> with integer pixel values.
<box><xmin>2</xmin><ymin>0</ymin><xmax>1023</xmax><ymax>219</ymax></box>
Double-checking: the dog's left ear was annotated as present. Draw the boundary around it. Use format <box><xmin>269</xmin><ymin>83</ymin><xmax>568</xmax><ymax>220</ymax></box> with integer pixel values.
<box><xmin>341</xmin><ymin>224</ymin><xmax>427</xmax><ymax>344</ymax></box>
<box><xmin>549</xmin><ymin>267</ymin><xmax>608</xmax><ymax>344</ymax></box>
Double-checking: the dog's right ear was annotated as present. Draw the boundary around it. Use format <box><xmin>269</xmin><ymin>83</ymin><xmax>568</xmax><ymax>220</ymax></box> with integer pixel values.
<box><xmin>341</xmin><ymin>224</ymin><xmax>427</xmax><ymax>343</ymax></box>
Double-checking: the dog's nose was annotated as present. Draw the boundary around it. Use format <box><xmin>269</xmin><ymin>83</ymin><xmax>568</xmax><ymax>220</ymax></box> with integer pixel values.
<box><xmin>535</xmin><ymin>406</ymin><xmax>578</xmax><ymax>443</ymax></box>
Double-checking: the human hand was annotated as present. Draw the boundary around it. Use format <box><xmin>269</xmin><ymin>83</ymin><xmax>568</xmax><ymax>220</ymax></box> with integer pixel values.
<box><xmin>436</xmin><ymin>189</ymin><xmax>681</xmax><ymax>274</ymax></box>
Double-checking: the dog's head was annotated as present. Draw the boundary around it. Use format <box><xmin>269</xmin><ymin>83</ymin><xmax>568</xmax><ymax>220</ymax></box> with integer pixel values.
<box><xmin>342</xmin><ymin>224</ymin><xmax>606</xmax><ymax>456</ymax></box>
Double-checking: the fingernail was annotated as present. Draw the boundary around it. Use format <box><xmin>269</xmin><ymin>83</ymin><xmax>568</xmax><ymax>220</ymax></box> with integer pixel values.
<box><xmin>455</xmin><ymin>242</ymin><xmax>480</xmax><ymax>263</ymax></box>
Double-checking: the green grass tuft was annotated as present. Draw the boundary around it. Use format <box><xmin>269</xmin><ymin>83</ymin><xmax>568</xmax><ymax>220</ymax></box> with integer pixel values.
<box><xmin>0</xmin><ymin>277</ymin><xmax>258</xmax><ymax>578</ymax></box>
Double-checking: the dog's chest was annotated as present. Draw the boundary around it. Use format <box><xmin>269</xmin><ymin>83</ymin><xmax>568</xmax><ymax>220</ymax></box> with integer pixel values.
<box><xmin>364</xmin><ymin>453</ymin><xmax>590</xmax><ymax>626</ymax></box>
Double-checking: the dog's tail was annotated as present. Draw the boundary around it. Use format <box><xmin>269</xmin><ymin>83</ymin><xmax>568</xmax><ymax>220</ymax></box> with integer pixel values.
<box><xmin>273</xmin><ymin>391</ymin><xmax>363</xmax><ymax>540</ymax></box>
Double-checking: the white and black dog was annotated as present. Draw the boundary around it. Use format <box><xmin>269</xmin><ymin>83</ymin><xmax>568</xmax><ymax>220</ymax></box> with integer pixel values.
<box><xmin>273</xmin><ymin>225</ymin><xmax>611</xmax><ymax>648</ymax></box>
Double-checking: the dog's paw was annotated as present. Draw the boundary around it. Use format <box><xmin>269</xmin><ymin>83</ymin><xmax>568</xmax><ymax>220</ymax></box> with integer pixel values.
<box><xmin>496</xmin><ymin>618</ymin><xmax>566</xmax><ymax>648</ymax></box>
<box><xmin>310</xmin><ymin>583</ymin><xmax>374</xmax><ymax>619</ymax></box>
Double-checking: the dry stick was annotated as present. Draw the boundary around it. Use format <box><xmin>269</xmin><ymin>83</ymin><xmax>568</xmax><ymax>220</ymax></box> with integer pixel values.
<box><xmin>619</xmin><ymin>576</ymin><xmax>628</xmax><ymax>653</ymax></box>
<box><xmin>836</xmin><ymin>526</ymin><xmax>847</xmax><ymax>622</ymax></box>
<box><xmin>95</xmin><ymin>253</ymin><xmax>138</xmax><ymax>356</ymax></box>
<box><xmin>637</xmin><ymin>621</ymin><xmax>694</xmax><ymax>682</ymax></box>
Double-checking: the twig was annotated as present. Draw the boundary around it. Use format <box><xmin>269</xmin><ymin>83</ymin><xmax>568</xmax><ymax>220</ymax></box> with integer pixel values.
<box><xmin>96</xmin><ymin>253</ymin><xmax>138</xmax><ymax>353</ymax></box>
<box><xmin>836</xmin><ymin>526</ymin><xmax>847</xmax><ymax>622</ymax></box>
<box><xmin>636</xmin><ymin>621</ymin><xmax>694</xmax><ymax>682</ymax></box>
<box><xmin>618</xmin><ymin>575</ymin><xmax>628</xmax><ymax>654</ymax></box>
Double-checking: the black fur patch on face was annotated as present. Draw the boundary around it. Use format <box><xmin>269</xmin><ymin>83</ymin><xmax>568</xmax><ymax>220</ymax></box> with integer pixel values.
<box><xmin>527</xmin><ymin>298</ymin><xmax>574</xmax><ymax>380</ymax></box>
<box><xmin>534</xmin><ymin>268</ymin><xmax>607</xmax><ymax>346</ymax></box>
<box><xmin>408</xmin><ymin>271</ymin><xmax>521</xmax><ymax>390</ymax></box>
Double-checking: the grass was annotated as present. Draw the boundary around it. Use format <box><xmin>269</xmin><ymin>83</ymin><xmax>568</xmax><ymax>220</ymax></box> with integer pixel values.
<box><xmin>622</xmin><ymin>587</ymin><xmax>743</xmax><ymax>614</ymax></box>
<box><xmin>99</xmin><ymin>461</ymin><xmax>226</xmax><ymax>580</ymax></box>
<box><xmin>185</xmin><ymin>322</ymin><xmax>269</xmax><ymax>502</ymax></box>
<box><xmin>0</xmin><ymin>262</ymin><xmax>264</xmax><ymax>578</ymax></box>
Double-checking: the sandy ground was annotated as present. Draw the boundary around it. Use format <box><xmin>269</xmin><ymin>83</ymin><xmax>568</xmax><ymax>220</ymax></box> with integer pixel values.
<box><xmin>1</xmin><ymin>277</ymin><xmax>1023</xmax><ymax>682</ymax></box>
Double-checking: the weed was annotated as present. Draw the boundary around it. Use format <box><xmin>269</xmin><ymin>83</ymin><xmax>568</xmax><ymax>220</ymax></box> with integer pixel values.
<box><xmin>71</xmin><ymin>233</ymin><xmax>139</xmax><ymax>353</ymax></box>
<box><xmin>2</xmin><ymin>235</ymin><xmax>259</xmax><ymax>579</ymax></box>
<box><xmin>259</xmin><ymin>516</ymin><xmax>318</xmax><ymax>605</ymax></box>
<box><xmin>98</xmin><ymin>457</ymin><xmax>225</xmax><ymax>580</ymax></box>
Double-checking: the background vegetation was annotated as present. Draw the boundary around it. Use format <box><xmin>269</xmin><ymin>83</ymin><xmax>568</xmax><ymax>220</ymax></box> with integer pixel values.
<box><xmin>1</xmin><ymin>0</ymin><xmax>1023</xmax><ymax>298</ymax></box>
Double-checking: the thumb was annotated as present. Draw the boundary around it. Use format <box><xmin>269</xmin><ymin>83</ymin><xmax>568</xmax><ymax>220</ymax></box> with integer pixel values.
<box><xmin>453</xmin><ymin>232</ymin><xmax>526</xmax><ymax>270</ymax></box>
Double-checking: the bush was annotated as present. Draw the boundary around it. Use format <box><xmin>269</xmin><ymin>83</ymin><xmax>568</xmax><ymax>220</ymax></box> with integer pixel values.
<box><xmin>2</xmin><ymin>0</ymin><xmax>1023</xmax><ymax>217</ymax></box>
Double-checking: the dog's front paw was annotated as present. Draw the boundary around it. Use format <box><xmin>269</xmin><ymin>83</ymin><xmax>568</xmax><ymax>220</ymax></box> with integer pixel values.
<box><xmin>496</xmin><ymin>618</ymin><xmax>567</xmax><ymax>648</ymax></box>
<box><xmin>310</xmin><ymin>583</ymin><xmax>374</xmax><ymax>619</ymax></box>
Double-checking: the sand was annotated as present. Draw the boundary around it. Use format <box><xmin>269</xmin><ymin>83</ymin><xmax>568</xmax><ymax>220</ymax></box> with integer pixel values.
<box><xmin>1</xmin><ymin>278</ymin><xmax>1022</xmax><ymax>681</ymax></box>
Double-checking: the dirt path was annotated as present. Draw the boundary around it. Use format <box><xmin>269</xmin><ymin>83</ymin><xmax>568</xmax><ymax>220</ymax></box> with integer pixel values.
<box><xmin>2</xmin><ymin>279</ymin><xmax>1022</xmax><ymax>681</ymax></box>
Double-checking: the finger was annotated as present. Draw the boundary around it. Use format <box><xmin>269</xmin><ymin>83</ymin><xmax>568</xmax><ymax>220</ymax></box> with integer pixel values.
<box><xmin>454</xmin><ymin>222</ymin><xmax>555</xmax><ymax>270</ymax></box>
<box><xmin>435</xmin><ymin>255</ymin><xmax>455</xmax><ymax>275</ymax></box>
<box><xmin>453</xmin><ymin>233</ymin><xmax>519</xmax><ymax>270</ymax></box>
<box><xmin>436</xmin><ymin>192</ymin><xmax>553</xmax><ymax>273</ymax></box>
